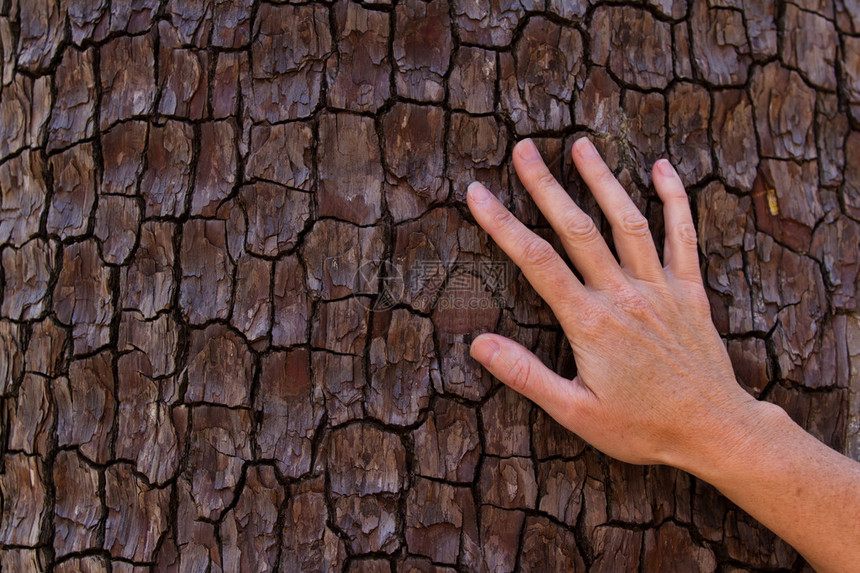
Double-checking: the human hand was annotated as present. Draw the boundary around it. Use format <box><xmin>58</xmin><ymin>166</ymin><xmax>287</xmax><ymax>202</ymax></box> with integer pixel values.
<box><xmin>467</xmin><ymin>138</ymin><xmax>775</xmax><ymax>471</ymax></box>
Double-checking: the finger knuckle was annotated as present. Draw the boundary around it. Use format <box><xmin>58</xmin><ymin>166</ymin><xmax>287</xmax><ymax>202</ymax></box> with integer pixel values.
<box><xmin>614</xmin><ymin>286</ymin><xmax>652</xmax><ymax>317</ymax></box>
<box><xmin>561</xmin><ymin>211</ymin><xmax>601</xmax><ymax>245</ymax></box>
<box><xmin>577</xmin><ymin>302</ymin><xmax>611</xmax><ymax>330</ymax></box>
<box><xmin>506</xmin><ymin>354</ymin><xmax>532</xmax><ymax>393</ymax></box>
<box><xmin>676</xmin><ymin>221</ymin><xmax>699</xmax><ymax>246</ymax></box>
<box><xmin>490</xmin><ymin>207</ymin><xmax>515</xmax><ymax>229</ymax></box>
<box><xmin>521</xmin><ymin>237</ymin><xmax>558</xmax><ymax>268</ymax></box>
<box><xmin>535</xmin><ymin>168</ymin><xmax>559</xmax><ymax>191</ymax></box>
<box><xmin>664</xmin><ymin>190</ymin><xmax>689</xmax><ymax>203</ymax></box>
<box><xmin>617</xmin><ymin>210</ymin><xmax>651</xmax><ymax>237</ymax></box>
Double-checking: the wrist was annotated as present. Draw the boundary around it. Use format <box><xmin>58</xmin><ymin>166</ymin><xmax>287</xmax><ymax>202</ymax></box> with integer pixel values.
<box><xmin>669</xmin><ymin>395</ymin><xmax>792</xmax><ymax>483</ymax></box>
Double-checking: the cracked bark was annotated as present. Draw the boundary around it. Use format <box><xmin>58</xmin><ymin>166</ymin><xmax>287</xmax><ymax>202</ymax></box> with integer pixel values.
<box><xmin>0</xmin><ymin>0</ymin><xmax>855</xmax><ymax>570</ymax></box>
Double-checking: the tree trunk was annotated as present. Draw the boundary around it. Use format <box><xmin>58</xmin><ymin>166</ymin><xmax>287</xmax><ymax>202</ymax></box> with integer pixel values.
<box><xmin>0</xmin><ymin>0</ymin><xmax>856</xmax><ymax>570</ymax></box>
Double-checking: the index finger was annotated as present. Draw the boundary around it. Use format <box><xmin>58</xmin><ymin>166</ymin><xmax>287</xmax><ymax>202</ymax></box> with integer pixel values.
<box><xmin>466</xmin><ymin>182</ymin><xmax>586</xmax><ymax>313</ymax></box>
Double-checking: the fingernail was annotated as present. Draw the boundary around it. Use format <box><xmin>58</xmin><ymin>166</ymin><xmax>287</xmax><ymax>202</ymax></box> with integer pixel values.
<box><xmin>470</xmin><ymin>335</ymin><xmax>500</xmax><ymax>364</ymax></box>
<box><xmin>657</xmin><ymin>158</ymin><xmax>675</xmax><ymax>176</ymax></box>
<box><xmin>575</xmin><ymin>137</ymin><xmax>598</xmax><ymax>159</ymax></box>
<box><xmin>517</xmin><ymin>139</ymin><xmax>541</xmax><ymax>163</ymax></box>
<box><xmin>467</xmin><ymin>181</ymin><xmax>492</xmax><ymax>203</ymax></box>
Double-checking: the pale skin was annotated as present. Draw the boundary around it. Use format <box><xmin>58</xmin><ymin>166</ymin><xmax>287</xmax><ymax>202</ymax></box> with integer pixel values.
<box><xmin>467</xmin><ymin>137</ymin><xmax>860</xmax><ymax>572</ymax></box>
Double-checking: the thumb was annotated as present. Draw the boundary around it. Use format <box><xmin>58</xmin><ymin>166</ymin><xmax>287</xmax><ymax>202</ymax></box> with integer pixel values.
<box><xmin>470</xmin><ymin>333</ymin><xmax>587</xmax><ymax>424</ymax></box>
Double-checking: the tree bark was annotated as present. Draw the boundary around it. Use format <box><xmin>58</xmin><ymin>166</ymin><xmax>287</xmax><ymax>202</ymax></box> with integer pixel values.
<box><xmin>0</xmin><ymin>0</ymin><xmax>856</xmax><ymax>570</ymax></box>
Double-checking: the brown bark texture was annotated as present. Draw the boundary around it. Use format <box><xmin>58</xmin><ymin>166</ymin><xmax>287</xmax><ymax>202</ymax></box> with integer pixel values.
<box><xmin>0</xmin><ymin>0</ymin><xmax>858</xmax><ymax>571</ymax></box>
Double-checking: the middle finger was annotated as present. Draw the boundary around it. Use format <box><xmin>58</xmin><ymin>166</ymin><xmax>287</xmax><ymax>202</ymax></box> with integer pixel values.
<box><xmin>512</xmin><ymin>139</ymin><xmax>626</xmax><ymax>288</ymax></box>
<box><xmin>570</xmin><ymin>137</ymin><xmax>664</xmax><ymax>282</ymax></box>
